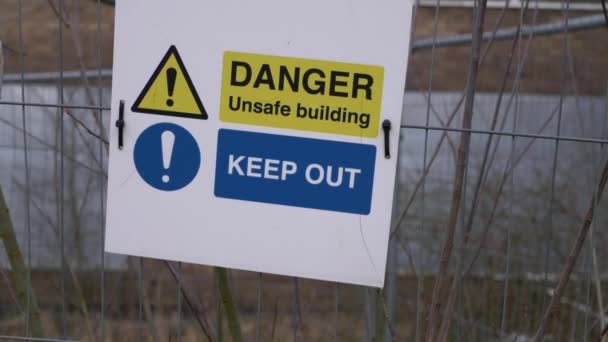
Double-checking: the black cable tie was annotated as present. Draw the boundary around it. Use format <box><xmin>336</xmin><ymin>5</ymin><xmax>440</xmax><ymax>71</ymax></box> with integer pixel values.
<box><xmin>382</xmin><ymin>119</ymin><xmax>392</xmax><ymax>159</ymax></box>
<box><xmin>115</xmin><ymin>100</ymin><xmax>125</xmax><ymax>150</ymax></box>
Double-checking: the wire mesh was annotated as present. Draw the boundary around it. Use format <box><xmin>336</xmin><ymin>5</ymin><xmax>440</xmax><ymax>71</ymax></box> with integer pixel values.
<box><xmin>0</xmin><ymin>0</ymin><xmax>607</xmax><ymax>341</ymax></box>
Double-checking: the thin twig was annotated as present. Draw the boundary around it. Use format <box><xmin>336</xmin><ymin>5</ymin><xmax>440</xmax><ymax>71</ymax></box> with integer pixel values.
<box><xmin>64</xmin><ymin>108</ymin><xmax>109</xmax><ymax>146</ymax></box>
<box><xmin>0</xmin><ymin>40</ymin><xmax>4</xmax><ymax>97</ymax></box>
<box><xmin>46</xmin><ymin>0</ymin><xmax>108</xmax><ymax>151</ymax></box>
<box><xmin>459</xmin><ymin>0</ymin><xmax>548</xmax><ymax>269</ymax></box>
<box><xmin>395</xmin><ymin>231</ymin><xmax>419</xmax><ymax>276</ymax></box>
<box><xmin>0</xmin><ymin>186</ymin><xmax>44</xmax><ymax>337</ymax></box>
<box><xmin>377</xmin><ymin>289</ymin><xmax>397</xmax><ymax>341</ymax></box>
<box><xmin>590</xmin><ymin>226</ymin><xmax>606</xmax><ymax>337</ymax></box>
<box><xmin>390</xmin><ymin>0</ymin><xmax>537</xmax><ymax>243</ymax></box>
<box><xmin>63</xmin><ymin>102</ymin><xmax>106</xmax><ymax>172</ymax></box>
<box><xmin>389</xmin><ymin>94</ymin><xmax>464</xmax><ymax>240</ymax></box>
<box><xmin>270</xmin><ymin>298</ymin><xmax>279</xmax><ymax>342</ymax></box>
<box><xmin>435</xmin><ymin>2</ymin><xmax>522</xmax><ymax>338</ymax></box>
<box><xmin>0</xmin><ymin>42</ymin><xmax>20</xmax><ymax>55</ymax></box>
<box><xmin>426</xmin><ymin>0</ymin><xmax>488</xmax><ymax>339</ymax></box>
<box><xmin>463</xmin><ymin>103</ymin><xmax>559</xmax><ymax>276</ymax></box>
<box><xmin>0</xmin><ymin>116</ymin><xmax>104</xmax><ymax>177</ymax></box>
<box><xmin>598</xmin><ymin>324</ymin><xmax>608</xmax><ymax>342</ymax></box>
<box><xmin>601</xmin><ymin>0</ymin><xmax>608</xmax><ymax>28</ymax></box>
<box><xmin>46</xmin><ymin>0</ymin><xmax>71</xmax><ymax>28</ymax></box>
<box><xmin>0</xmin><ymin>265</ymin><xmax>22</xmax><ymax>314</ymax></box>
<box><xmin>14</xmin><ymin>173</ymin><xmax>97</xmax><ymax>342</ymax></box>
<box><xmin>164</xmin><ymin>261</ymin><xmax>214</xmax><ymax>342</ymax></box>
<box><xmin>532</xmin><ymin>157</ymin><xmax>608</xmax><ymax>341</ymax></box>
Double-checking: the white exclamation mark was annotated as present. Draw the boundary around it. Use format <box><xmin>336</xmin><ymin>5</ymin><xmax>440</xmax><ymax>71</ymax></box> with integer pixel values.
<box><xmin>161</xmin><ymin>130</ymin><xmax>175</xmax><ymax>183</ymax></box>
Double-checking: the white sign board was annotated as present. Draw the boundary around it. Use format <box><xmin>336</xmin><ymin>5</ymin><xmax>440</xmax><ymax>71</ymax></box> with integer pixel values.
<box><xmin>106</xmin><ymin>0</ymin><xmax>413</xmax><ymax>287</ymax></box>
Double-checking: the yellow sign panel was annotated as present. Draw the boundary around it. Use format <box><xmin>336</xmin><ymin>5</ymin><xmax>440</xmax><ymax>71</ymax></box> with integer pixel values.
<box><xmin>220</xmin><ymin>51</ymin><xmax>384</xmax><ymax>137</ymax></box>
<box><xmin>132</xmin><ymin>46</ymin><xmax>208</xmax><ymax>120</ymax></box>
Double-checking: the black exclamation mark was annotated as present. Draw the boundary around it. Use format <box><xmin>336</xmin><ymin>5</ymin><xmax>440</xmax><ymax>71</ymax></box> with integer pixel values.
<box><xmin>166</xmin><ymin>67</ymin><xmax>177</xmax><ymax>107</ymax></box>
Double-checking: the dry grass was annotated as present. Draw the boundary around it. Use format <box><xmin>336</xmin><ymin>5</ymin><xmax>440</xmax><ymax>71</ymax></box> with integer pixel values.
<box><xmin>1</xmin><ymin>263</ymin><xmax>607</xmax><ymax>340</ymax></box>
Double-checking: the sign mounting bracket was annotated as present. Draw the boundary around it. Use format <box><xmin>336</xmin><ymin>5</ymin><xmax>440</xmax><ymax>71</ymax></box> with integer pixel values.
<box><xmin>115</xmin><ymin>100</ymin><xmax>125</xmax><ymax>150</ymax></box>
<box><xmin>382</xmin><ymin>119</ymin><xmax>392</xmax><ymax>159</ymax></box>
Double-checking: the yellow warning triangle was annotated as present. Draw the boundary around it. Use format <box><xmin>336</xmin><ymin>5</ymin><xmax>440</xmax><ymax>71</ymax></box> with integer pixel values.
<box><xmin>132</xmin><ymin>45</ymin><xmax>208</xmax><ymax>120</ymax></box>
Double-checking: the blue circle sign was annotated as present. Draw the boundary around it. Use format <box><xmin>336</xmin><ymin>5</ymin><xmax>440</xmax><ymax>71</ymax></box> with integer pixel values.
<box><xmin>134</xmin><ymin>123</ymin><xmax>201</xmax><ymax>191</ymax></box>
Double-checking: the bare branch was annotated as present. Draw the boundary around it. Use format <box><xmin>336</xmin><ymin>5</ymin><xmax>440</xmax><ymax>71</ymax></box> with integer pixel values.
<box><xmin>64</xmin><ymin>108</ymin><xmax>109</xmax><ymax>147</ymax></box>
<box><xmin>0</xmin><ymin>185</ymin><xmax>44</xmax><ymax>337</ymax></box>
<box><xmin>426</xmin><ymin>0</ymin><xmax>488</xmax><ymax>339</ymax></box>
<box><xmin>0</xmin><ymin>40</ymin><xmax>4</xmax><ymax>97</ymax></box>
<box><xmin>532</xmin><ymin>157</ymin><xmax>608</xmax><ymax>340</ymax></box>
<box><xmin>164</xmin><ymin>261</ymin><xmax>214</xmax><ymax>342</ymax></box>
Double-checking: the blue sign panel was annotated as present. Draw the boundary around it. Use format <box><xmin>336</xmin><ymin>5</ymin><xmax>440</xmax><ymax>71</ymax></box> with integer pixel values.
<box><xmin>214</xmin><ymin>129</ymin><xmax>376</xmax><ymax>215</ymax></box>
<box><xmin>134</xmin><ymin>122</ymin><xmax>201</xmax><ymax>191</ymax></box>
